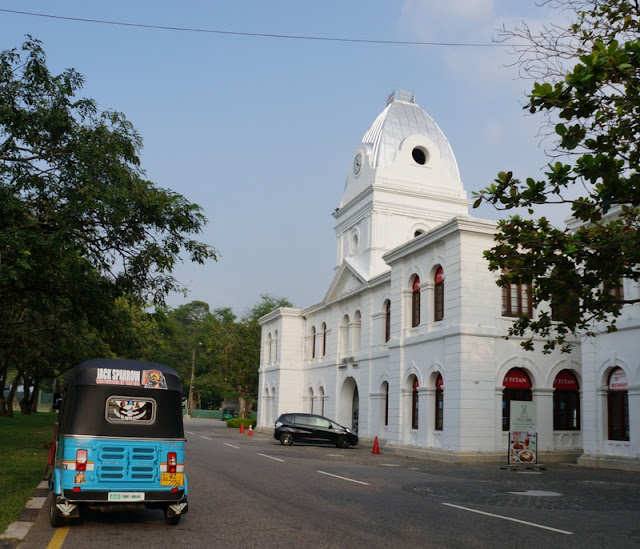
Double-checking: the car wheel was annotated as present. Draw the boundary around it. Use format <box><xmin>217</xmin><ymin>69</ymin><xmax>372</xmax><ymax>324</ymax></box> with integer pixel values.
<box><xmin>49</xmin><ymin>494</ymin><xmax>67</xmax><ymax>528</ymax></box>
<box><xmin>280</xmin><ymin>432</ymin><xmax>294</xmax><ymax>446</ymax></box>
<box><xmin>336</xmin><ymin>435</ymin><xmax>350</xmax><ymax>449</ymax></box>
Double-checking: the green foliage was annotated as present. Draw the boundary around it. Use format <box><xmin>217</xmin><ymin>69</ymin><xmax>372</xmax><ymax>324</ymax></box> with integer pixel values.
<box><xmin>226</xmin><ymin>417</ymin><xmax>256</xmax><ymax>429</ymax></box>
<box><xmin>151</xmin><ymin>294</ymin><xmax>293</xmax><ymax>414</ymax></box>
<box><xmin>0</xmin><ymin>38</ymin><xmax>216</xmax><ymax>410</ymax></box>
<box><xmin>0</xmin><ymin>412</ymin><xmax>56</xmax><ymax>533</ymax></box>
<box><xmin>473</xmin><ymin>0</ymin><xmax>640</xmax><ymax>351</ymax></box>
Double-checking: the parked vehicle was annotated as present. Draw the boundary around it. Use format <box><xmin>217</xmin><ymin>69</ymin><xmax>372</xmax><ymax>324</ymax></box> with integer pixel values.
<box><xmin>221</xmin><ymin>407</ymin><xmax>238</xmax><ymax>420</ymax></box>
<box><xmin>49</xmin><ymin>359</ymin><xmax>188</xmax><ymax>527</ymax></box>
<box><xmin>274</xmin><ymin>413</ymin><xmax>358</xmax><ymax>448</ymax></box>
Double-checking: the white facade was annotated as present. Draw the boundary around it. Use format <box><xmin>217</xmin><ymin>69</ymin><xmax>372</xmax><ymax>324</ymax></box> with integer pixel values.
<box><xmin>257</xmin><ymin>91</ymin><xmax>639</xmax><ymax>469</ymax></box>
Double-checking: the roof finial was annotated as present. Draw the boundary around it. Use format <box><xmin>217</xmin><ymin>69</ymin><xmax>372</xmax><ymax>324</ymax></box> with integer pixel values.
<box><xmin>386</xmin><ymin>89</ymin><xmax>415</xmax><ymax>106</ymax></box>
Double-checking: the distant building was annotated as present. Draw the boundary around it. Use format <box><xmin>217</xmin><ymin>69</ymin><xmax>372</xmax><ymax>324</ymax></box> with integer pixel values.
<box><xmin>257</xmin><ymin>91</ymin><xmax>638</xmax><ymax>470</ymax></box>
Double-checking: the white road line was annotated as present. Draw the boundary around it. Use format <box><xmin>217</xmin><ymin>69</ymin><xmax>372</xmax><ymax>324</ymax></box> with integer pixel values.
<box><xmin>258</xmin><ymin>453</ymin><xmax>285</xmax><ymax>462</ymax></box>
<box><xmin>442</xmin><ymin>503</ymin><xmax>573</xmax><ymax>535</ymax></box>
<box><xmin>200</xmin><ymin>436</ymin><xmax>212</xmax><ymax>440</ymax></box>
<box><xmin>317</xmin><ymin>471</ymin><xmax>370</xmax><ymax>485</ymax></box>
<box><xmin>185</xmin><ymin>431</ymin><xmax>195</xmax><ymax>435</ymax></box>
<box><xmin>224</xmin><ymin>443</ymin><xmax>240</xmax><ymax>449</ymax></box>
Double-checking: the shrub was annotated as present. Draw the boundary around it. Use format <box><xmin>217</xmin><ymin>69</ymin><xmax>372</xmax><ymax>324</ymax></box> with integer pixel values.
<box><xmin>226</xmin><ymin>417</ymin><xmax>256</xmax><ymax>429</ymax></box>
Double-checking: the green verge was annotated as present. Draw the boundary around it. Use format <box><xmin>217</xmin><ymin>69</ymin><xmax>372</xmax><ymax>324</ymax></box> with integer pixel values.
<box><xmin>0</xmin><ymin>412</ymin><xmax>56</xmax><ymax>535</ymax></box>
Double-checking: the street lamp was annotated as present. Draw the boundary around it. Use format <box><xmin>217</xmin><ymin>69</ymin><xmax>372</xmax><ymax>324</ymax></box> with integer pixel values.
<box><xmin>188</xmin><ymin>342</ymin><xmax>202</xmax><ymax>417</ymax></box>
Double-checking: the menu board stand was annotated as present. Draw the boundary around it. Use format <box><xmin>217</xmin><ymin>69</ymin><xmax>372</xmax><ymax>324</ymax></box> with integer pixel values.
<box><xmin>503</xmin><ymin>431</ymin><xmax>545</xmax><ymax>470</ymax></box>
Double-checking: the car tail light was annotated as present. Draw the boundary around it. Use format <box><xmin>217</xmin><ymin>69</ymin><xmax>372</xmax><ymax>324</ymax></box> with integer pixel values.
<box><xmin>167</xmin><ymin>452</ymin><xmax>177</xmax><ymax>473</ymax></box>
<box><xmin>76</xmin><ymin>449</ymin><xmax>88</xmax><ymax>471</ymax></box>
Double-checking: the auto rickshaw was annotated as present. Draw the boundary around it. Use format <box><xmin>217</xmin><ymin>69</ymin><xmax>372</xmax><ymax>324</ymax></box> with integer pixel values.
<box><xmin>49</xmin><ymin>358</ymin><xmax>188</xmax><ymax>526</ymax></box>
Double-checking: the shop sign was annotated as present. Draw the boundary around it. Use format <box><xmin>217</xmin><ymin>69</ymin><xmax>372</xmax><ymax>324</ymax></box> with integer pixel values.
<box><xmin>610</xmin><ymin>369</ymin><xmax>628</xmax><ymax>390</ymax></box>
<box><xmin>510</xmin><ymin>401</ymin><xmax>536</xmax><ymax>431</ymax></box>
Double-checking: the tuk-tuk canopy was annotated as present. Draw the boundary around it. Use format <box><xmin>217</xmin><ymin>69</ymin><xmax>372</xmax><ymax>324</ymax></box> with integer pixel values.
<box><xmin>59</xmin><ymin>359</ymin><xmax>185</xmax><ymax>439</ymax></box>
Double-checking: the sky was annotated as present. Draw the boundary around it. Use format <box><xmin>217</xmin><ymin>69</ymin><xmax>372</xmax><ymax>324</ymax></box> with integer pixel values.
<box><xmin>0</xmin><ymin>1</ymin><xmax>566</xmax><ymax>317</ymax></box>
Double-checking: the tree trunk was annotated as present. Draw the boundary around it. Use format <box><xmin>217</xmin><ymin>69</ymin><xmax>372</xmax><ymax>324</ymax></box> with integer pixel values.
<box><xmin>30</xmin><ymin>381</ymin><xmax>40</xmax><ymax>413</ymax></box>
<box><xmin>5</xmin><ymin>375</ymin><xmax>19</xmax><ymax>418</ymax></box>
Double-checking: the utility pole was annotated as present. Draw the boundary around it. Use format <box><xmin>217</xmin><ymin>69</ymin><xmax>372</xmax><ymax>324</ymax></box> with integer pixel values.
<box><xmin>188</xmin><ymin>343</ymin><xmax>201</xmax><ymax>417</ymax></box>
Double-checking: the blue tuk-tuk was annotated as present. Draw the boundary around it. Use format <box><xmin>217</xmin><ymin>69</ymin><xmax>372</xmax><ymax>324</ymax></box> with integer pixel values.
<box><xmin>49</xmin><ymin>359</ymin><xmax>188</xmax><ymax>526</ymax></box>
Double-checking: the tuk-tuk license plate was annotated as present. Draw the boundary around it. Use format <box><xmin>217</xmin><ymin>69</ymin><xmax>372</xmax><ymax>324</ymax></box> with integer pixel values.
<box><xmin>161</xmin><ymin>473</ymin><xmax>184</xmax><ymax>486</ymax></box>
<box><xmin>108</xmin><ymin>492</ymin><xmax>145</xmax><ymax>502</ymax></box>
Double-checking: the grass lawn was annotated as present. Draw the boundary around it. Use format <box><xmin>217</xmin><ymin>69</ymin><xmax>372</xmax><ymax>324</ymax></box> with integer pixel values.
<box><xmin>0</xmin><ymin>412</ymin><xmax>56</xmax><ymax>535</ymax></box>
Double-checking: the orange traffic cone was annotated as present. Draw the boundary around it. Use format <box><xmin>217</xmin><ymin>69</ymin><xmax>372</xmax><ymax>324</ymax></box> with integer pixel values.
<box><xmin>247</xmin><ymin>424</ymin><xmax>253</xmax><ymax>436</ymax></box>
<box><xmin>240</xmin><ymin>423</ymin><xmax>245</xmax><ymax>434</ymax></box>
<box><xmin>372</xmin><ymin>436</ymin><xmax>380</xmax><ymax>455</ymax></box>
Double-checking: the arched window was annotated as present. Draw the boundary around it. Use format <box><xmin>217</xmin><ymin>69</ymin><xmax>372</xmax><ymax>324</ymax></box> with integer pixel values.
<box><xmin>383</xmin><ymin>381</ymin><xmax>389</xmax><ymax>426</ymax></box>
<box><xmin>434</xmin><ymin>266</ymin><xmax>444</xmax><ymax>322</ymax></box>
<box><xmin>308</xmin><ymin>387</ymin><xmax>314</xmax><ymax>414</ymax></box>
<box><xmin>502</xmin><ymin>271</ymin><xmax>532</xmax><ymax>318</ymax></box>
<box><xmin>340</xmin><ymin>315</ymin><xmax>350</xmax><ymax>356</ymax></box>
<box><xmin>411</xmin><ymin>275</ymin><xmax>421</xmax><ymax>328</ymax></box>
<box><xmin>553</xmin><ymin>370</ymin><xmax>580</xmax><ymax>430</ymax></box>
<box><xmin>274</xmin><ymin>330</ymin><xmax>278</xmax><ymax>361</ymax></box>
<box><xmin>502</xmin><ymin>368</ymin><xmax>532</xmax><ymax>431</ymax></box>
<box><xmin>435</xmin><ymin>374</ymin><xmax>443</xmax><ymax>431</ymax></box>
<box><xmin>319</xmin><ymin>386</ymin><xmax>325</xmax><ymax>416</ymax></box>
<box><xmin>267</xmin><ymin>333</ymin><xmax>272</xmax><ymax>363</ymax></box>
<box><xmin>322</xmin><ymin>323</ymin><xmax>327</xmax><ymax>356</ymax></box>
<box><xmin>384</xmin><ymin>300</ymin><xmax>391</xmax><ymax>342</ymax></box>
<box><xmin>608</xmin><ymin>368</ymin><xmax>629</xmax><ymax>441</ymax></box>
<box><xmin>353</xmin><ymin>311</ymin><xmax>361</xmax><ymax>354</ymax></box>
<box><xmin>411</xmin><ymin>377</ymin><xmax>419</xmax><ymax>429</ymax></box>
<box><xmin>311</xmin><ymin>326</ymin><xmax>316</xmax><ymax>359</ymax></box>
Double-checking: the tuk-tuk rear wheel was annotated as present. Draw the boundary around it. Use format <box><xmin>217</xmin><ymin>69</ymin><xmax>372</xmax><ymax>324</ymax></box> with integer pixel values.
<box><xmin>164</xmin><ymin>507</ymin><xmax>181</xmax><ymax>525</ymax></box>
<box><xmin>49</xmin><ymin>494</ymin><xmax>67</xmax><ymax>528</ymax></box>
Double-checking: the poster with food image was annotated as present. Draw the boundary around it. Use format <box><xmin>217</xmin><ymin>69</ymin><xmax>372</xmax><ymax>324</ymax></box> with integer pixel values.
<box><xmin>508</xmin><ymin>431</ymin><xmax>537</xmax><ymax>465</ymax></box>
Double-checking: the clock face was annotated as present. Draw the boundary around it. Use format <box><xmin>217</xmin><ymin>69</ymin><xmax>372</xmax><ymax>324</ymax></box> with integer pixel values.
<box><xmin>353</xmin><ymin>153</ymin><xmax>362</xmax><ymax>175</ymax></box>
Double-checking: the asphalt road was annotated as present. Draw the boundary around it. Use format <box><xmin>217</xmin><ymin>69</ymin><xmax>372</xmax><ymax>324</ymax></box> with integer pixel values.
<box><xmin>16</xmin><ymin>418</ymin><xmax>640</xmax><ymax>548</ymax></box>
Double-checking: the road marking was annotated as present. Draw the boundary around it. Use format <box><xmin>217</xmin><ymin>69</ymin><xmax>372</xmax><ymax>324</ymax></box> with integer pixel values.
<box><xmin>200</xmin><ymin>436</ymin><xmax>212</xmax><ymax>440</ymax></box>
<box><xmin>46</xmin><ymin>525</ymin><xmax>69</xmax><ymax>549</ymax></box>
<box><xmin>224</xmin><ymin>443</ymin><xmax>240</xmax><ymax>449</ymax></box>
<box><xmin>317</xmin><ymin>471</ymin><xmax>370</xmax><ymax>485</ymax></box>
<box><xmin>442</xmin><ymin>503</ymin><xmax>573</xmax><ymax>535</ymax></box>
<box><xmin>185</xmin><ymin>431</ymin><xmax>195</xmax><ymax>435</ymax></box>
<box><xmin>381</xmin><ymin>463</ymin><xmax>401</xmax><ymax>467</ymax></box>
<box><xmin>258</xmin><ymin>453</ymin><xmax>285</xmax><ymax>462</ymax></box>
<box><xmin>509</xmin><ymin>490</ymin><xmax>562</xmax><ymax>497</ymax></box>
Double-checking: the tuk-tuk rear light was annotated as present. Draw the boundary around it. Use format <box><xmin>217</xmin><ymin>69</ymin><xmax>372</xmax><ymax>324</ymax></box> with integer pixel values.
<box><xmin>76</xmin><ymin>449</ymin><xmax>88</xmax><ymax>471</ymax></box>
<box><xmin>167</xmin><ymin>452</ymin><xmax>177</xmax><ymax>473</ymax></box>
<box><xmin>72</xmin><ymin>486</ymin><xmax>81</xmax><ymax>492</ymax></box>
<box><xmin>171</xmin><ymin>487</ymin><xmax>179</xmax><ymax>493</ymax></box>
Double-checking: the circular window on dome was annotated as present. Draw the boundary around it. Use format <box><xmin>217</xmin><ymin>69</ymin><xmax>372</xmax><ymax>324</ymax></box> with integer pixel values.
<box><xmin>411</xmin><ymin>147</ymin><xmax>429</xmax><ymax>165</ymax></box>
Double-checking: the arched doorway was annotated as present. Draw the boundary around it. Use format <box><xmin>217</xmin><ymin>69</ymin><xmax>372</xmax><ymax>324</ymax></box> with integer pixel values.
<box><xmin>339</xmin><ymin>377</ymin><xmax>359</xmax><ymax>432</ymax></box>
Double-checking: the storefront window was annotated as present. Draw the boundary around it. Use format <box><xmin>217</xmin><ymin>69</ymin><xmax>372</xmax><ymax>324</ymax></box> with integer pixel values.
<box><xmin>502</xmin><ymin>368</ymin><xmax>532</xmax><ymax>431</ymax></box>
<box><xmin>608</xmin><ymin>368</ymin><xmax>629</xmax><ymax>441</ymax></box>
<box><xmin>553</xmin><ymin>370</ymin><xmax>580</xmax><ymax>430</ymax></box>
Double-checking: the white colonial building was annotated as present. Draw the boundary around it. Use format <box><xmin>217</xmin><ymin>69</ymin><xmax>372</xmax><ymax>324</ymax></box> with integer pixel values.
<box><xmin>257</xmin><ymin>90</ymin><xmax>639</xmax><ymax>470</ymax></box>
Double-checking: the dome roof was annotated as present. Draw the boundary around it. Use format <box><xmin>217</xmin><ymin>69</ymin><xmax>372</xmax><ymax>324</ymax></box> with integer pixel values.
<box><xmin>362</xmin><ymin>90</ymin><xmax>461</xmax><ymax>183</ymax></box>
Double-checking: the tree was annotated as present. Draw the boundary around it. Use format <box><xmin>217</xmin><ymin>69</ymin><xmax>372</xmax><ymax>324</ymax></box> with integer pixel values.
<box><xmin>473</xmin><ymin>0</ymin><xmax>640</xmax><ymax>352</ymax></box>
<box><xmin>0</xmin><ymin>38</ymin><xmax>217</xmax><ymax>413</ymax></box>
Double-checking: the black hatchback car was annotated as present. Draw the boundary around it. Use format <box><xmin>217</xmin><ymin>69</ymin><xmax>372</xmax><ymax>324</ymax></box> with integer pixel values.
<box><xmin>274</xmin><ymin>413</ymin><xmax>358</xmax><ymax>448</ymax></box>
